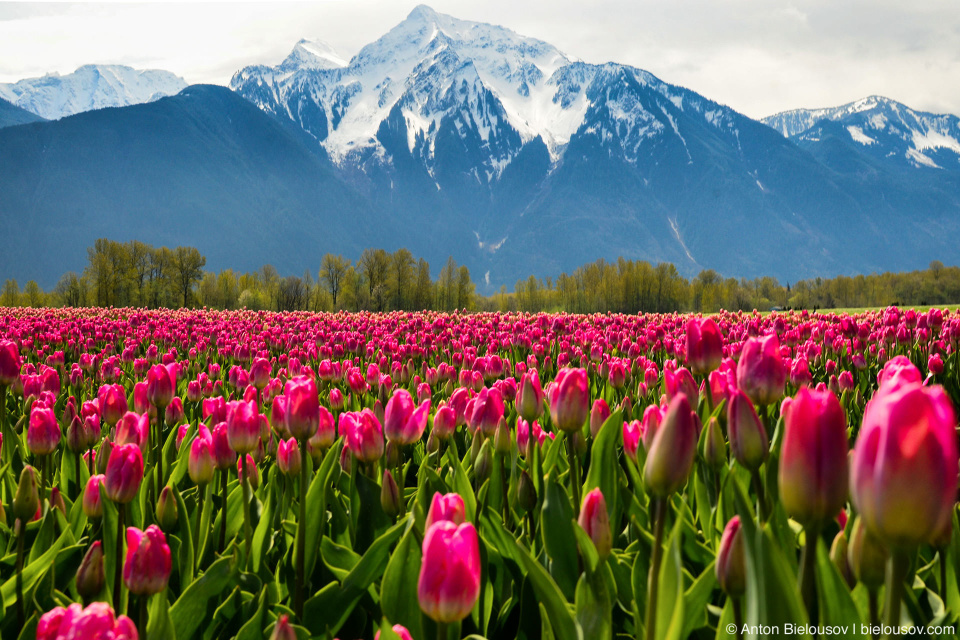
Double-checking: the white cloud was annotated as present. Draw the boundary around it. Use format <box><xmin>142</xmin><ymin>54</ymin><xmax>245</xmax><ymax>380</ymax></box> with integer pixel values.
<box><xmin>0</xmin><ymin>0</ymin><xmax>958</xmax><ymax>119</ymax></box>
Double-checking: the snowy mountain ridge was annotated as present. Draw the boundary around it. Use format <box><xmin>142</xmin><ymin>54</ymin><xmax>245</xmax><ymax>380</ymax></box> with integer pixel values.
<box><xmin>0</xmin><ymin>64</ymin><xmax>187</xmax><ymax>120</ymax></box>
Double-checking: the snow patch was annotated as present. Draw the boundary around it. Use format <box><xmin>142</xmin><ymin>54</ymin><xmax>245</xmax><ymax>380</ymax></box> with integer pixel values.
<box><xmin>847</xmin><ymin>125</ymin><xmax>875</xmax><ymax>145</ymax></box>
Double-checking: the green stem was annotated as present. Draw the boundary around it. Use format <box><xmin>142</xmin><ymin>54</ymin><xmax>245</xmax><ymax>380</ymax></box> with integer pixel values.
<box><xmin>798</xmin><ymin>524</ymin><xmax>820</xmax><ymax>622</ymax></box>
<box><xmin>567</xmin><ymin>433</ymin><xmax>581</xmax><ymax>518</ymax></box>
<box><xmin>883</xmin><ymin>550</ymin><xmax>910</xmax><ymax>639</ymax></box>
<box><xmin>193</xmin><ymin>484</ymin><xmax>204</xmax><ymax>574</ymax></box>
<box><xmin>732</xmin><ymin>596</ymin><xmax>743</xmax><ymax>640</ymax></box>
<box><xmin>295</xmin><ymin>438</ymin><xmax>308</xmax><ymax>620</ymax></box>
<box><xmin>155</xmin><ymin>414</ymin><xmax>164</xmax><ymax>511</ymax></box>
<box><xmin>0</xmin><ymin>384</ymin><xmax>7</xmax><ymax>461</ymax></box>
<box><xmin>644</xmin><ymin>498</ymin><xmax>668</xmax><ymax>640</ymax></box>
<box><xmin>40</xmin><ymin>454</ymin><xmax>48</xmax><ymax>506</ymax></box>
<box><xmin>74</xmin><ymin>450</ymin><xmax>81</xmax><ymax>501</ymax></box>
<box><xmin>939</xmin><ymin>548</ymin><xmax>948</xmax><ymax>604</ymax></box>
<box><xmin>113</xmin><ymin>503</ymin><xmax>126</xmax><ymax>610</ymax></box>
<box><xmin>138</xmin><ymin>594</ymin><xmax>148</xmax><ymax>640</ymax></box>
<box><xmin>16</xmin><ymin>518</ymin><xmax>25</xmax><ymax>628</ymax></box>
<box><xmin>240</xmin><ymin>454</ymin><xmax>252</xmax><ymax>572</ymax></box>
<box><xmin>868</xmin><ymin>589</ymin><xmax>879</xmax><ymax>640</ymax></box>
<box><xmin>750</xmin><ymin>469</ymin><xmax>769</xmax><ymax>523</ymax></box>
<box><xmin>500</xmin><ymin>453</ymin><xmax>509</xmax><ymax>527</ymax></box>
<box><xmin>436</xmin><ymin>620</ymin><xmax>449</xmax><ymax>640</ymax></box>
<box><xmin>218</xmin><ymin>468</ymin><xmax>228</xmax><ymax>553</ymax></box>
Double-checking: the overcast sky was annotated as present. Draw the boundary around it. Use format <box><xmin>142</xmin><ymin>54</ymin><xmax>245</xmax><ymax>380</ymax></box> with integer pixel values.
<box><xmin>1</xmin><ymin>0</ymin><xmax>957</xmax><ymax>119</ymax></box>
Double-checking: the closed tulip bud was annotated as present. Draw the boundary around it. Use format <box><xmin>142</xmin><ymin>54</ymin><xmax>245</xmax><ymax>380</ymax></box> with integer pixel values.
<box><xmin>186</xmin><ymin>380</ymin><xmax>202</xmax><ymax>403</ymax></box>
<box><xmin>210</xmin><ymin>423</ymin><xmax>235</xmax><ymax>470</ymax></box>
<box><xmin>66</xmin><ymin>415</ymin><xmax>84</xmax><ymax>453</ymax></box>
<box><xmin>578</xmin><ymin>489</ymin><xmax>612</xmax><ymax>560</ymax></box>
<box><xmin>375</xmin><ymin>624</ymin><xmax>414</xmax><ymax>640</ymax></box>
<box><xmin>83</xmin><ymin>474</ymin><xmax>105</xmax><ymax>519</ymax></box>
<box><xmin>14</xmin><ymin>465</ymin><xmax>39</xmax><ymax>522</ymax></box>
<box><xmin>226</xmin><ymin>400</ymin><xmax>261</xmax><ymax>455</ymax></box>
<box><xmin>164</xmin><ymin>398</ymin><xmax>184</xmax><ymax>427</ymax></box>
<box><xmin>590</xmin><ymin>399</ymin><xmax>611</xmax><ymax>439</ymax></box>
<box><xmin>249</xmin><ymin>357</ymin><xmax>271</xmax><ymax>390</ymax></box>
<box><xmin>76</xmin><ymin>541</ymin><xmax>106</xmax><ymax>600</ymax></box>
<box><xmin>848</xmin><ymin>517</ymin><xmax>888</xmax><ymax>589</ymax></box>
<box><xmin>716</xmin><ymin>516</ymin><xmax>746</xmax><ymax>597</ymax></box>
<box><xmin>384</xmin><ymin>389</ymin><xmax>429</xmax><ymax>445</ymax></box>
<box><xmin>381</xmin><ymin>469</ymin><xmax>401</xmax><ymax>517</ymax></box>
<box><xmin>237</xmin><ymin>454</ymin><xmax>259</xmax><ymax>490</ymax></box>
<box><xmin>494</xmin><ymin>417</ymin><xmax>512</xmax><ymax>454</ymax></box>
<box><xmin>268</xmin><ymin>436</ymin><xmax>296</xmax><ymax>477</ymax></box>
<box><xmin>700</xmin><ymin>416</ymin><xmax>727</xmax><ymax>470</ymax></box>
<box><xmin>344</xmin><ymin>408</ymin><xmax>384</xmax><ymax>463</ymax></box>
<box><xmin>27</xmin><ymin>405</ymin><xmax>61</xmax><ymax>456</ymax></box>
<box><xmin>146</xmin><ymin>364</ymin><xmax>175</xmax><ymax>409</ymax></box>
<box><xmin>549</xmin><ymin>368</ymin><xmax>590</xmax><ymax>433</ymax></box>
<box><xmin>0</xmin><ymin>340</ymin><xmax>21</xmax><ymax>386</ymax></box>
<box><xmin>518</xmin><ymin>470</ymin><xmax>537</xmax><ymax>512</ymax></box>
<box><xmin>640</xmin><ymin>404</ymin><xmax>663</xmax><ymax>452</ymax></box>
<box><xmin>469</xmin><ymin>387</ymin><xmax>504</xmax><ymax>438</ymax></box>
<box><xmin>469</xmin><ymin>427</ymin><xmax>484</xmax><ymax>464</ymax></box>
<box><xmin>270</xmin><ymin>615</ymin><xmax>297</xmax><ymax>640</ymax></box>
<box><xmin>517</xmin><ymin>369</ymin><xmax>545</xmax><ymax>421</ymax></box>
<box><xmin>779</xmin><ymin>387</ymin><xmax>848</xmax><ymax>525</ymax></box>
<box><xmin>686</xmin><ymin>318</ymin><xmax>724</xmax><ymax>375</ymax></box>
<box><xmin>736</xmin><ymin>334</ymin><xmax>787</xmax><ymax>406</ymax></box>
<box><xmin>188</xmin><ymin>431</ymin><xmax>215</xmax><ymax>486</ymax></box>
<box><xmin>644</xmin><ymin>394</ymin><xmax>697</xmax><ymax>497</ymax></box>
<box><xmin>830</xmin><ymin>530</ymin><xmax>856</xmax><ymax>589</ymax></box>
<box><xmin>425</xmin><ymin>492</ymin><xmax>467</xmax><ymax>531</ymax></box>
<box><xmin>851</xmin><ymin>380</ymin><xmax>958</xmax><ymax>548</ymax></box>
<box><xmin>433</xmin><ymin>404</ymin><xmax>456</xmax><ymax>440</ymax></box>
<box><xmin>312</xmin><ymin>405</ymin><xmax>335</xmax><ymax>450</ymax></box>
<box><xmin>123</xmin><ymin>525</ymin><xmax>171</xmax><ymax>596</ymax></box>
<box><xmin>474</xmin><ymin>439</ymin><xmax>493</xmax><ymax>484</ymax></box>
<box><xmin>96</xmin><ymin>438</ymin><xmax>113</xmax><ymax>474</ymax></box>
<box><xmin>570</xmin><ymin>428</ymin><xmax>587</xmax><ymax>456</ymax></box>
<box><xmin>384</xmin><ymin>439</ymin><xmax>401</xmax><ymax>468</ymax></box>
<box><xmin>623</xmin><ymin>420</ymin><xmax>641</xmax><ymax>463</ymax></box>
<box><xmin>104</xmin><ymin>443</ymin><xmax>144</xmax><ymax>504</ymax></box>
<box><xmin>418</xmin><ymin>521</ymin><xmax>481</xmax><ymax>623</ymax></box>
<box><xmin>156</xmin><ymin>486</ymin><xmax>178</xmax><ymax>532</ymax></box>
<box><xmin>329</xmin><ymin>387</ymin><xmax>345</xmax><ymax>410</ymax></box>
<box><xmin>727</xmin><ymin>390</ymin><xmax>769</xmax><ymax>471</ymax></box>
<box><xmin>50</xmin><ymin>487</ymin><xmax>66</xmax><ymax>517</ymax></box>
<box><xmin>284</xmin><ymin>376</ymin><xmax>320</xmax><ymax>441</ymax></box>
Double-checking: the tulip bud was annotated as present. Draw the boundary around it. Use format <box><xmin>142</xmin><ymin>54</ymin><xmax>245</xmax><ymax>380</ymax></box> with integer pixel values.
<box><xmin>518</xmin><ymin>470</ymin><xmax>537</xmax><ymax>513</ymax></box>
<box><xmin>76</xmin><ymin>541</ymin><xmax>106</xmax><ymax>600</ymax></box>
<box><xmin>716</xmin><ymin>516</ymin><xmax>746</xmax><ymax>597</ymax></box>
<box><xmin>226</xmin><ymin>400</ymin><xmax>261</xmax><ymax>455</ymax></box>
<box><xmin>188</xmin><ymin>432</ymin><xmax>215</xmax><ymax>485</ymax></box>
<box><xmin>277</xmin><ymin>437</ymin><xmax>301</xmax><ymax>477</ymax></box>
<box><xmin>156</xmin><ymin>486</ymin><xmax>178</xmax><ymax>532</ymax></box>
<box><xmin>164</xmin><ymin>398</ymin><xmax>185</xmax><ymax>428</ymax></box>
<box><xmin>699</xmin><ymin>416</ymin><xmax>727</xmax><ymax>470</ymax></box>
<box><xmin>848</xmin><ymin>517</ymin><xmax>888</xmax><ymax>589</ymax></box>
<box><xmin>426</xmin><ymin>429</ymin><xmax>440</xmax><ymax>454</ymax></box>
<box><xmin>123</xmin><ymin>525</ymin><xmax>172</xmax><ymax>596</ymax></box>
<box><xmin>474</xmin><ymin>440</ymin><xmax>493</xmax><ymax>484</ymax></box>
<box><xmin>425</xmin><ymin>492</ymin><xmax>467</xmax><ymax>531</ymax></box>
<box><xmin>83</xmin><ymin>474</ymin><xmax>105</xmax><ymax>519</ymax></box>
<box><xmin>686</xmin><ymin>318</ymin><xmax>724</xmax><ymax>375</ymax></box>
<box><xmin>590</xmin><ymin>399</ymin><xmax>611</xmax><ymax>439</ymax></box>
<box><xmin>494</xmin><ymin>418</ymin><xmax>512</xmax><ymax>454</ymax></box>
<box><xmin>376</xmin><ymin>624</ymin><xmax>415</xmax><ymax>640</ymax></box>
<box><xmin>103</xmin><ymin>443</ymin><xmax>144</xmax><ymax>504</ymax></box>
<box><xmin>727</xmin><ymin>390</ymin><xmax>769</xmax><ymax>471</ymax></box>
<box><xmin>50</xmin><ymin>487</ymin><xmax>66</xmax><ymax>517</ymax></box>
<box><xmin>736</xmin><ymin>334</ymin><xmax>786</xmax><ymax>406</ymax></box>
<box><xmin>469</xmin><ymin>426</ymin><xmax>483</xmax><ymax>464</ymax></box>
<box><xmin>146</xmin><ymin>364</ymin><xmax>175</xmax><ymax>410</ymax></box>
<box><xmin>850</xmin><ymin>380</ymin><xmax>958</xmax><ymax>548</ymax></box>
<box><xmin>0</xmin><ymin>340</ymin><xmax>21</xmax><ymax>386</ymax></box>
<box><xmin>13</xmin><ymin>465</ymin><xmax>39</xmax><ymax>522</ymax></box>
<box><xmin>829</xmin><ymin>530</ymin><xmax>856</xmax><ymax>589</ymax></box>
<box><xmin>270</xmin><ymin>614</ymin><xmax>298</xmax><ymax>640</ymax></box>
<box><xmin>578</xmin><ymin>489</ymin><xmax>612</xmax><ymax>560</ymax></box>
<box><xmin>237</xmin><ymin>454</ymin><xmax>259</xmax><ymax>490</ymax></box>
<box><xmin>96</xmin><ymin>438</ymin><xmax>114</xmax><ymax>474</ymax></box>
<box><xmin>644</xmin><ymin>394</ymin><xmax>697</xmax><ymax>497</ymax></box>
<box><xmin>549</xmin><ymin>368</ymin><xmax>589</xmax><ymax>433</ymax></box>
<box><xmin>418</xmin><ymin>521</ymin><xmax>481</xmax><ymax>623</ymax></box>
<box><xmin>381</xmin><ymin>469</ymin><xmax>401</xmax><ymax>518</ymax></box>
<box><xmin>517</xmin><ymin>369</ymin><xmax>545</xmax><ymax>421</ymax></box>
<box><xmin>27</xmin><ymin>405</ymin><xmax>61</xmax><ymax>456</ymax></box>
<box><xmin>284</xmin><ymin>376</ymin><xmax>320</xmax><ymax>441</ymax></box>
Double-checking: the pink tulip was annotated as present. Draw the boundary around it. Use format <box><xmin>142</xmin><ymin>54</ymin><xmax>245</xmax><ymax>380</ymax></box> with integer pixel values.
<box><xmin>103</xmin><ymin>444</ymin><xmax>144</xmax><ymax>504</ymax></box>
<box><xmin>249</xmin><ymin>357</ymin><xmax>272</xmax><ymax>389</ymax></box>
<box><xmin>433</xmin><ymin>404</ymin><xmax>456</xmax><ymax>440</ymax></box>
<box><xmin>146</xmin><ymin>364</ymin><xmax>175</xmax><ymax>409</ymax></box>
<box><xmin>736</xmin><ymin>334</ymin><xmax>786</xmax><ymax>406</ymax></box>
<box><xmin>779</xmin><ymin>388</ymin><xmax>849</xmax><ymax>525</ymax></box>
<box><xmin>188</xmin><ymin>429</ymin><xmax>215</xmax><ymax>485</ymax></box>
<box><xmin>517</xmin><ymin>369</ymin><xmax>545</xmax><ymax>421</ymax></box>
<box><xmin>716</xmin><ymin>516</ymin><xmax>746</xmax><ymax>596</ymax></box>
<box><xmin>623</xmin><ymin>420</ymin><xmax>641</xmax><ymax>463</ymax></box>
<box><xmin>875</xmin><ymin>355</ymin><xmax>922</xmax><ymax>392</ymax></box>
<box><xmin>578</xmin><ymin>488</ymin><xmax>612</xmax><ymax>560</ymax></box>
<box><xmin>202</xmin><ymin>396</ymin><xmax>228</xmax><ymax>425</ymax></box>
<box><xmin>851</xmin><ymin>379</ymin><xmax>959</xmax><ymax>547</ymax></box>
<box><xmin>226</xmin><ymin>400</ymin><xmax>261</xmax><ymax>455</ymax></box>
<box><xmin>425</xmin><ymin>492</ymin><xmax>467</xmax><ymax>531</ymax></box>
<box><xmin>98</xmin><ymin>383</ymin><xmax>128</xmax><ymax>427</ymax></box>
<box><xmin>418</xmin><ymin>521</ymin><xmax>481</xmax><ymax>623</ymax></box>
<box><xmin>375</xmin><ymin>624</ymin><xmax>414</xmax><ymax>640</ymax></box>
<box><xmin>123</xmin><ymin>525</ymin><xmax>171</xmax><ymax>595</ymax></box>
<box><xmin>269</xmin><ymin>614</ymin><xmax>297</xmax><ymax>640</ymax></box>
<box><xmin>83</xmin><ymin>474</ymin><xmax>105</xmax><ymax>519</ymax></box>
<box><xmin>37</xmin><ymin>602</ymin><xmax>137</xmax><ymax>640</ymax></box>
<box><xmin>548</xmin><ymin>368</ymin><xmax>589</xmax><ymax>433</ymax></box>
<box><xmin>685</xmin><ymin>318</ymin><xmax>723</xmax><ymax>374</ymax></box>
<box><xmin>384</xmin><ymin>389</ymin><xmax>429</xmax><ymax>445</ymax></box>
<box><xmin>277</xmin><ymin>437</ymin><xmax>302</xmax><ymax>477</ymax></box>
<box><xmin>469</xmin><ymin>387</ymin><xmax>504</xmax><ymax>437</ymax></box>
<box><xmin>284</xmin><ymin>376</ymin><xmax>320</xmax><ymax>441</ymax></box>
<box><xmin>643</xmin><ymin>393</ymin><xmax>697</xmax><ymax>496</ymax></box>
<box><xmin>590</xmin><ymin>399</ymin><xmax>611</xmax><ymax>439</ymax></box>
<box><xmin>237</xmin><ymin>454</ymin><xmax>259</xmax><ymax>489</ymax></box>
<box><xmin>727</xmin><ymin>389</ymin><xmax>769</xmax><ymax>471</ymax></box>
<box><xmin>27</xmin><ymin>405</ymin><xmax>61</xmax><ymax>455</ymax></box>
<box><xmin>210</xmin><ymin>422</ymin><xmax>236</xmax><ymax>470</ymax></box>
<box><xmin>0</xmin><ymin>340</ymin><xmax>20</xmax><ymax>386</ymax></box>
<box><xmin>344</xmin><ymin>409</ymin><xmax>384</xmax><ymax>463</ymax></box>
<box><xmin>164</xmin><ymin>397</ymin><xmax>185</xmax><ymax>427</ymax></box>
<box><xmin>115</xmin><ymin>411</ymin><xmax>149</xmax><ymax>454</ymax></box>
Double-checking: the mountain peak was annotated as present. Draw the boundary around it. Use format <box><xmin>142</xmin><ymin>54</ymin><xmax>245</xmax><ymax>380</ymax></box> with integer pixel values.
<box><xmin>407</xmin><ymin>4</ymin><xmax>439</xmax><ymax>21</ymax></box>
<box><xmin>282</xmin><ymin>39</ymin><xmax>348</xmax><ymax>70</ymax></box>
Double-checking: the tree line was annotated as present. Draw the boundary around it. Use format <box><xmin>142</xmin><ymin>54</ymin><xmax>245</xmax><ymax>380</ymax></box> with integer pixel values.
<box><xmin>2</xmin><ymin>239</ymin><xmax>959</xmax><ymax>313</ymax></box>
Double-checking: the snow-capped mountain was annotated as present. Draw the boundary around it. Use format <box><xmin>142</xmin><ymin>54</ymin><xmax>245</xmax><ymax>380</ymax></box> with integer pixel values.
<box><xmin>0</xmin><ymin>64</ymin><xmax>187</xmax><ymax>120</ymax></box>
<box><xmin>763</xmin><ymin>96</ymin><xmax>960</xmax><ymax>170</ymax></box>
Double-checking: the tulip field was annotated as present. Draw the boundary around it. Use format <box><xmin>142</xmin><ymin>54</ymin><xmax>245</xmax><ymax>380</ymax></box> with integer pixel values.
<box><xmin>1</xmin><ymin>306</ymin><xmax>959</xmax><ymax>640</ymax></box>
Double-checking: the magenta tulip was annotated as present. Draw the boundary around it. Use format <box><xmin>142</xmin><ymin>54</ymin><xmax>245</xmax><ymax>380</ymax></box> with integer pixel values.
<box><xmin>548</xmin><ymin>367</ymin><xmax>589</xmax><ymax>433</ymax></box>
<box><xmin>277</xmin><ymin>437</ymin><xmax>301</xmax><ymax>477</ymax></box>
<box><xmin>0</xmin><ymin>340</ymin><xmax>20</xmax><ymax>386</ymax></box>
<box><xmin>736</xmin><ymin>334</ymin><xmax>786</xmax><ymax>406</ymax></box>
<box><xmin>37</xmin><ymin>603</ymin><xmax>137</xmax><ymax>640</ymax></box>
<box><xmin>716</xmin><ymin>516</ymin><xmax>746</xmax><ymax>596</ymax></box>
<box><xmin>517</xmin><ymin>369</ymin><xmax>545</xmax><ymax>421</ymax></box>
<box><xmin>146</xmin><ymin>364</ymin><xmax>175</xmax><ymax>409</ymax></box>
<box><xmin>123</xmin><ymin>525</ymin><xmax>171</xmax><ymax>595</ymax></box>
<box><xmin>578</xmin><ymin>488</ymin><xmax>612</xmax><ymax>560</ymax></box>
<box><xmin>284</xmin><ymin>376</ymin><xmax>320</xmax><ymax>441</ymax></box>
<box><xmin>643</xmin><ymin>394</ymin><xmax>697</xmax><ymax>496</ymax></box>
<box><xmin>425</xmin><ymin>491</ymin><xmax>467</xmax><ymax>531</ymax></box>
<box><xmin>384</xmin><ymin>388</ymin><xmax>429</xmax><ymax>445</ymax></box>
<box><xmin>103</xmin><ymin>444</ymin><xmax>144</xmax><ymax>504</ymax></box>
<box><xmin>686</xmin><ymin>317</ymin><xmax>724</xmax><ymax>375</ymax></box>
<box><xmin>418</xmin><ymin>521</ymin><xmax>481</xmax><ymax>624</ymax></box>
<box><xmin>727</xmin><ymin>389</ymin><xmax>769</xmax><ymax>471</ymax></box>
<box><xmin>226</xmin><ymin>400</ymin><xmax>261</xmax><ymax>455</ymax></box>
<box><xmin>27</xmin><ymin>405</ymin><xmax>61</xmax><ymax>456</ymax></box>
<box><xmin>98</xmin><ymin>383</ymin><xmax>128</xmax><ymax>427</ymax></box>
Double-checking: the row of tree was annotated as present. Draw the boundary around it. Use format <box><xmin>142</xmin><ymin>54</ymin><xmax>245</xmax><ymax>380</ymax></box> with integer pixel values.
<box><xmin>2</xmin><ymin>239</ymin><xmax>959</xmax><ymax>313</ymax></box>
